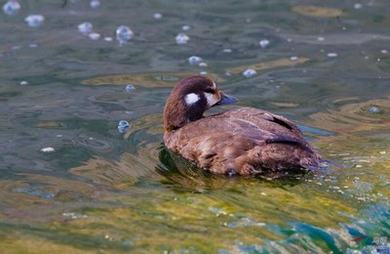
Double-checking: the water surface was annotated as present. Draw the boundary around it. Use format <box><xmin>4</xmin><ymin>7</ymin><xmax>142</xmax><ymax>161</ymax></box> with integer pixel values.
<box><xmin>0</xmin><ymin>0</ymin><xmax>389</xmax><ymax>253</ymax></box>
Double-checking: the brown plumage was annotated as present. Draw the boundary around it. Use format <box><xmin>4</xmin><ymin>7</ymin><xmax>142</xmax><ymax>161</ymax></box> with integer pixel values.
<box><xmin>163</xmin><ymin>76</ymin><xmax>321</xmax><ymax>176</ymax></box>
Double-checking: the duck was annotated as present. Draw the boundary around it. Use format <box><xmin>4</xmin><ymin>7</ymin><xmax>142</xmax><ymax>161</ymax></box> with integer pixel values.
<box><xmin>163</xmin><ymin>75</ymin><xmax>321</xmax><ymax>176</ymax></box>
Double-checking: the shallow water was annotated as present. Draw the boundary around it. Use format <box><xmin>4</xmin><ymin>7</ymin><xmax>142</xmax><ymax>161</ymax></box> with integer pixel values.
<box><xmin>0</xmin><ymin>0</ymin><xmax>390</xmax><ymax>253</ymax></box>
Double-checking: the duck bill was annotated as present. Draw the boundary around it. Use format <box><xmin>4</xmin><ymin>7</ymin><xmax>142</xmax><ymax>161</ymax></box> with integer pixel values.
<box><xmin>217</xmin><ymin>92</ymin><xmax>237</xmax><ymax>105</ymax></box>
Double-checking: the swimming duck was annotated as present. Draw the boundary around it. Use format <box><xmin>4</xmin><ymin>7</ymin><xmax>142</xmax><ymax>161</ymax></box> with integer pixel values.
<box><xmin>163</xmin><ymin>76</ymin><xmax>321</xmax><ymax>176</ymax></box>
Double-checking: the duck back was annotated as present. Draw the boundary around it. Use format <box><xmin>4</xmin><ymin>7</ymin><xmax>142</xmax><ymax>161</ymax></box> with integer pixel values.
<box><xmin>164</xmin><ymin>107</ymin><xmax>321</xmax><ymax>176</ymax></box>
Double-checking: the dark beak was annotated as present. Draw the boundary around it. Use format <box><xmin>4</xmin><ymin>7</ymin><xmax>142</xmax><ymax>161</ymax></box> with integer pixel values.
<box><xmin>216</xmin><ymin>92</ymin><xmax>237</xmax><ymax>105</ymax></box>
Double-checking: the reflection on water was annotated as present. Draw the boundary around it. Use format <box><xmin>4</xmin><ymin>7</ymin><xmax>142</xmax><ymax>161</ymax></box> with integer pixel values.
<box><xmin>0</xmin><ymin>0</ymin><xmax>389</xmax><ymax>253</ymax></box>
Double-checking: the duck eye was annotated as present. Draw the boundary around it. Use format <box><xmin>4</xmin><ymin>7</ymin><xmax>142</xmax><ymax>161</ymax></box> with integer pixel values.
<box><xmin>205</xmin><ymin>88</ymin><xmax>215</xmax><ymax>93</ymax></box>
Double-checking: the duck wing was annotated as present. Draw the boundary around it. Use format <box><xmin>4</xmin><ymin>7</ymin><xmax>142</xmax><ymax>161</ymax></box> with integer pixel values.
<box><xmin>164</xmin><ymin>107</ymin><xmax>321</xmax><ymax>175</ymax></box>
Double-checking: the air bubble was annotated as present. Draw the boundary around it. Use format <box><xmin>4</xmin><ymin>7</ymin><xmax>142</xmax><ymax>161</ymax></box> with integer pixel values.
<box><xmin>259</xmin><ymin>39</ymin><xmax>270</xmax><ymax>48</ymax></box>
<box><xmin>188</xmin><ymin>56</ymin><xmax>202</xmax><ymax>65</ymax></box>
<box><xmin>90</xmin><ymin>0</ymin><xmax>100</xmax><ymax>8</ymax></box>
<box><xmin>175</xmin><ymin>33</ymin><xmax>189</xmax><ymax>45</ymax></box>
<box><xmin>78</xmin><ymin>22</ymin><xmax>93</xmax><ymax>35</ymax></box>
<box><xmin>116</xmin><ymin>25</ymin><xmax>134</xmax><ymax>45</ymax></box>
<box><xmin>242</xmin><ymin>69</ymin><xmax>256</xmax><ymax>78</ymax></box>
<box><xmin>25</xmin><ymin>14</ymin><xmax>45</xmax><ymax>28</ymax></box>
<box><xmin>117</xmin><ymin>120</ymin><xmax>130</xmax><ymax>133</ymax></box>
<box><xmin>153</xmin><ymin>13</ymin><xmax>162</xmax><ymax>19</ymax></box>
<box><xmin>367</xmin><ymin>106</ymin><xmax>381</xmax><ymax>114</ymax></box>
<box><xmin>327</xmin><ymin>52</ymin><xmax>338</xmax><ymax>58</ymax></box>
<box><xmin>182</xmin><ymin>25</ymin><xmax>191</xmax><ymax>31</ymax></box>
<box><xmin>3</xmin><ymin>0</ymin><xmax>20</xmax><ymax>16</ymax></box>
<box><xmin>88</xmin><ymin>32</ymin><xmax>100</xmax><ymax>40</ymax></box>
<box><xmin>41</xmin><ymin>147</ymin><xmax>55</xmax><ymax>153</ymax></box>
<box><xmin>125</xmin><ymin>84</ymin><xmax>135</xmax><ymax>93</ymax></box>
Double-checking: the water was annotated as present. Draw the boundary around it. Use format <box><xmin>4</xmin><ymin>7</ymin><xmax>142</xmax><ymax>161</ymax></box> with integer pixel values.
<box><xmin>0</xmin><ymin>0</ymin><xmax>389</xmax><ymax>253</ymax></box>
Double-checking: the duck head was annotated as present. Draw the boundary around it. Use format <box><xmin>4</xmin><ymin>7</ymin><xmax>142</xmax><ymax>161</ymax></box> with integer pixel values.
<box><xmin>163</xmin><ymin>76</ymin><xmax>237</xmax><ymax>132</ymax></box>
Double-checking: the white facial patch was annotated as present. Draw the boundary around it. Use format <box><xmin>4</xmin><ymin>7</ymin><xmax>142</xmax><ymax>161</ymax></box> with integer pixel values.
<box><xmin>205</xmin><ymin>92</ymin><xmax>219</xmax><ymax>106</ymax></box>
<box><xmin>184</xmin><ymin>93</ymin><xmax>200</xmax><ymax>105</ymax></box>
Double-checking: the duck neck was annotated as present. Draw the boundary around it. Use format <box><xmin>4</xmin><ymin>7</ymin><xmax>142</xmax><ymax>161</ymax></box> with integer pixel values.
<box><xmin>163</xmin><ymin>98</ymin><xmax>205</xmax><ymax>132</ymax></box>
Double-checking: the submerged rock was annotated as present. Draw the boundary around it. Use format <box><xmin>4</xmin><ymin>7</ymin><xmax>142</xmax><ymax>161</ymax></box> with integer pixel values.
<box><xmin>292</xmin><ymin>5</ymin><xmax>343</xmax><ymax>17</ymax></box>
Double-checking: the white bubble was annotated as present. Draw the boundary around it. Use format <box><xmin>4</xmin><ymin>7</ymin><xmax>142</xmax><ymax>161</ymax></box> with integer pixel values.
<box><xmin>175</xmin><ymin>33</ymin><xmax>190</xmax><ymax>45</ymax></box>
<box><xmin>259</xmin><ymin>39</ymin><xmax>270</xmax><ymax>48</ymax></box>
<box><xmin>117</xmin><ymin>120</ymin><xmax>130</xmax><ymax>133</ymax></box>
<box><xmin>90</xmin><ymin>0</ymin><xmax>100</xmax><ymax>8</ymax></box>
<box><xmin>354</xmin><ymin>3</ymin><xmax>362</xmax><ymax>9</ymax></box>
<box><xmin>41</xmin><ymin>147</ymin><xmax>55</xmax><ymax>153</ymax></box>
<box><xmin>153</xmin><ymin>13</ymin><xmax>162</xmax><ymax>19</ymax></box>
<box><xmin>88</xmin><ymin>32</ymin><xmax>100</xmax><ymax>40</ymax></box>
<box><xmin>223</xmin><ymin>48</ymin><xmax>232</xmax><ymax>53</ymax></box>
<box><xmin>290</xmin><ymin>56</ymin><xmax>299</xmax><ymax>61</ymax></box>
<box><xmin>125</xmin><ymin>84</ymin><xmax>135</xmax><ymax>93</ymax></box>
<box><xmin>182</xmin><ymin>25</ymin><xmax>191</xmax><ymax>31</ymax></box>
<box><xmin>198</xmin><ymin>62</ymin><xmax>208</xmax><ymax>67</ymax></box>
<box><xmin>317</xmin><ymin>36</ymin><xmax>325</xmax><ymax>41</ymax></box>
<box><xmin>78</xmin><ymin>22</ymin><xmax>93</xmax><ymax>35</ymax></box>
<box><xmin>242</xmin><ymin>69</ymin><xmax>256</xmax><ymax>78</ymax></box>
<box><xmin>188</xmin><ymin>56</ymin><xmax>202</xmax><ymax>65</ymax></box>
<box><xmin>368</xmin><ymin>106</ymin><xmax>381</xmax><ymax>114</ymax></box>
<box><xmin>116</xmin><ymin>25</ymin><xmax>134</xmax><ymax>45</ymax></box>
<box><xmin>327</xmin><ymin>52</ymin><xmax>338</xmax><ymax>58</ymax></box>
<box><xmin>3</xmin><ymin>0</ymin><xmax>20</xmax><ymax>16</ymax></box>
<box><xmin>29</xmin><ymin>43</ymin><xmax>38</xmax><ymax>48</ymax></box>
<box><xmin>381</xmin><ymin>49</ymin><xmax>388</xmax><ymax>54</ymax></box>
<box><xmin>20</xmin><ymin>81</ymin><xmax>28</xmax><ymax>85</ymax></box>
<box><xmin>63</xmin><ymin>212</ymin><xmax>88</xmax><ymax>219</ymax></box>
<box><xmin>25</xmin><ymin>14</ymin><xmax>45</xmax><ymax>28</ymax></box>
